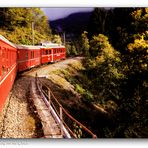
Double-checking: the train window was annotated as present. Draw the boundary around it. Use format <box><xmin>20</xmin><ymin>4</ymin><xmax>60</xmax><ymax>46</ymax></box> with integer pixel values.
<box><xmin>2</xmin><ymin>47</ymin><xmax>5</xmax><ymax>59</ymax></box>
<box><xmin>49</xmin><ymin>50</ymin><xmax>51</xmax><ymax>54</ymax></box>
<box><xmin>54</xmin><ymin>49</ymin><xmax>56</xmax><ymax>54</ymax></box>
<box><xmin>46</xmin><ymin>50</ymin><xmax>48</xmax><ymax>55</ymax></box>
<box><xmin>26</xmin><ymin>52</ymin><xmax>28</xmax><ymax>59</ymax></box>
<box><xmin>9</xmin><ymin>49</ymin><xmax>11</xmax><ymax>67</ymax></box>
<box><xmin>1</xmin><ymin>48</ymin><xmax>7</xmax><ymax>76</ymax></box>
<box><xmin>3</xmin><ymin>48</ymin><xmax>7</xmax><ymax>70</ymax></box>
<box><xmin>31</xmin><ymin>51</ymin><xmax>34</xmax><ymax>58</ymax></box>
<box><xmin>2</xmin><ymin>66</ymin><xmax>5</xmax><ymax>76</ymax></box>
<box><xmin>8</xmin><ymin>49</ymin><xmax>10</xmax><ymax>67</ymax></box>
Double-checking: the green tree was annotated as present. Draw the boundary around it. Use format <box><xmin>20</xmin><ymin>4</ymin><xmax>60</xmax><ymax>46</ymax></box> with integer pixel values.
<box><xmin>0</xmin><ymin>8</ymin><xmax>52</xmax><ymax>45</ymax></box>
<box><xmin>88</xmin><ymin>8</ymin><xmax>108</xmax><ymax>38</ymax></box>
<box><xmin>52</xmin><ymin>34</ymin><xmax>62</xmax><ymax>44</ymax></box>
<box><xmin>81</xmin><ymin>31</ymin><xmax>89</xmax><ymax>56</ymax></box>
<box><xmin>85</xmin><ymin>34</ymin><xmax>123</xmax><ymax>106</ymax></box>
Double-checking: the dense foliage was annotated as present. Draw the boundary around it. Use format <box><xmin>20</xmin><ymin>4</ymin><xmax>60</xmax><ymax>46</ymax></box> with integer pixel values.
<box><xmin>78</xmin><ymin>8</ymin><xmax>148</xmax><ymax>137</ymax></box>
<box><xmin>0</xmin><ymin>8</ymin><xmax>52</xmax><ymax>44</ymax></box>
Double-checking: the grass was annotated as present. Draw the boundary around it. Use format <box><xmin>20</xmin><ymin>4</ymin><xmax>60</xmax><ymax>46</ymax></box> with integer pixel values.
<box><xmin>25</xmin><ymin>116</ymin><xmax>36</xmax><ymax>132</ymax></box>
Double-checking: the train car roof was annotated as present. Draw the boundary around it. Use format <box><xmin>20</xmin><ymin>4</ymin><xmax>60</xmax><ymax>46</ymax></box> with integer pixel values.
<box><xmin>16</xmin><ymin>44</ymin><xmax>41</xmax><ymax>50</ymax></box>
<box><xmin>41</xmin><ymin>45</ymin><xmax>65</xmax><ymax>48</ymax></box>
<box><xmin>0</xmin><ymin>35</ymin><xmax>16</xmax><ymax>48</ymax></box>
<box><xmin>40</xmin><ymin>42</ymin><xmax>65</xmax><ymax>48</ymax></box>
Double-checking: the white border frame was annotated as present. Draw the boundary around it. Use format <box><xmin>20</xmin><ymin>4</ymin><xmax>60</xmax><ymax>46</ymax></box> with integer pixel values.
<box><xmin>0</xmin><ymin>0</ymin><xmax>148</xmax><ymax>7</ymax></box>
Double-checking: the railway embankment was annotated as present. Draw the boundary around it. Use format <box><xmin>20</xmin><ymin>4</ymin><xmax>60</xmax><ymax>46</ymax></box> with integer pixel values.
<box><xmin>0</xmin><ymin>57</ymin><xmax>109</xmax><ymax>138</ymax></box>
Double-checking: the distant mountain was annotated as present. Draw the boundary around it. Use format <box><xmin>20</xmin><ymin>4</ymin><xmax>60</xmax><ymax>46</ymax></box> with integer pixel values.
<box><xmin>49</xmin><ymin>11</ymin><xmax>92</xmax><ymax>35</ymax></box>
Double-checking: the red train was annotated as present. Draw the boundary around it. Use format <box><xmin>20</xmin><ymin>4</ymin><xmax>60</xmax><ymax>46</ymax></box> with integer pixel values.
<box><xmin>0</xmin><ymin>35</ymin><xmax>66</xmax><ymax>111</ymax></box>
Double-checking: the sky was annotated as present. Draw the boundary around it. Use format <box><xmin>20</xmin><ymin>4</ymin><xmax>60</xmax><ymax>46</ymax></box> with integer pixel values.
<box><xmin>42</xmin><ymin>8</ymin><xmax>94</xmax><ymax>20</ymax></box>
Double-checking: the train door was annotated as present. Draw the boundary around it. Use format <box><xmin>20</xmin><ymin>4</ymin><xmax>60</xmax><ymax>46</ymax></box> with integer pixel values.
<box><xmin>49</xmin><ymin>49</ymin><xmax>52</xmax><ymax>62</ymax></box>
<box><xmin>30</xmin><ymin>50</ymin><xmax>34</xmax><ymax>67</ymax></box>
<box><xmin>8</xmin><ymin>48</ymin><xmax>10</xmax><ymax>70</ymax></box>
<box><xmin>51</xmin><ymin>48</ymin><xmax>54</xmax><ymax>62</ymax></box>
<box><xmin>36</xmin><ymin>50</ymin><xmax>39</xmax><ymax>65</ymax></box>
<box><xmin>25</xmin><ymin>49</ymin><xmax>29</xmax><ymax>68</ymax></box>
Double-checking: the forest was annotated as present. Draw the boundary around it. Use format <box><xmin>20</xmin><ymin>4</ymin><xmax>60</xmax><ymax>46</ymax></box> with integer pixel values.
<box><xmin>67</xmin><ymin>8</ymin><xmax>147</xmax><ymax>137</ymax></box>
<box><xmin>0</xmin><ymin>8</ymin><xmax>62</xmax><ymax>45</ymax></box>
<box><xmin>0</xmin><ymin>7</ymin><xmax>147</xmax><ymax>137</ymax></box>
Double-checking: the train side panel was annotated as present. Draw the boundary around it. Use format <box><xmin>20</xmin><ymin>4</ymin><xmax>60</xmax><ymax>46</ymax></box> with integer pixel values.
<box><xmin>53</xmin><ymin>47</ymin><xmax>66</xmax><ymax>62</ymax></box>
<box><xmin>0</xmin><ymin>39</ymin><xmax>66</xmax><ymax>111</ymax></box>
<box><xmin>29</xmin><ymin>49</ymin><xmax>40</xmax><ymax>68</ymax></box>
<box><xmin>0</xmin><ymin>38</ymin><xmax>17</xmax><ymax>111</ymax></box>
<box><xmin>17</xmin><ymin>49</ymin><xmax>29</xmax><ymax>71</ymax></box>
<box><xmin>41</xmin><ymin>48</ymin><xmax>52</xmax><ymax>64</ymax></box>
<box><xmin>17</xmin><ymin>46</ymin><xmax>41</xmax><ymax>72</ymax></box>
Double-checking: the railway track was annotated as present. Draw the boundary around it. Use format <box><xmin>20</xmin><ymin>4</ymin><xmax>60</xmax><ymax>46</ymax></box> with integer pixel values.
<box><xmin>30</xmin><ymin>73</ymin><xmax>97</xmax><ymax>138</ymax></box>
<box><xmin>20</xmin><ymin>57</ymin><xmax>84</xmax><ymax>77</ymax></box>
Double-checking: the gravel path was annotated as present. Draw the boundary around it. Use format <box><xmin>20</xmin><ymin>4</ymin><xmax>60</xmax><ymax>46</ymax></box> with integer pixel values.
<box><xmin>0</xmin><ymin>57</ymin><xmax>83</xmax><ymax>138</ymax></box>
<box><xmin>0</xmin><ymin>77</ymin><xmax>39</xmax><ymax>138</ymax></box>
<box><xmin>23</xmin><ymin>57</ymin><xmax>83</xmax><ymax>77</ymax></box>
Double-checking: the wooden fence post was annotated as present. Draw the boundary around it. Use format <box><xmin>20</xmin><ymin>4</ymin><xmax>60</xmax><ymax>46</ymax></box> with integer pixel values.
<box><xmin>60</xmin><ymin>106</ymin><xmax>63</xmax><ymax>136</ymax></box>
<box><xmin>48</xmin><ymin>90</ymin><xmax>51</xmax><ymax>106</ymax></box>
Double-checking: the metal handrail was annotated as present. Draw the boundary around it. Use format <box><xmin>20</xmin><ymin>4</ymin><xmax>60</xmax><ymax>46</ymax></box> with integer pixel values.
<box><xmin>36</xmin><ymin>74</ymin><xmax>97</xmax><ymax>138</ymax></box>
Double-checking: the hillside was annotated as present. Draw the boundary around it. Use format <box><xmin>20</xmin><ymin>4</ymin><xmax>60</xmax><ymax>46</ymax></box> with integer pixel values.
<box><xmin>50</xmin><ymin>11</ymin><xmax>92</xmax><ymax>35</ymax></box>
<box><xmin>0</xmin><ymin>8</ymin><xmax>52</xmax><ymax>45</ymax></box>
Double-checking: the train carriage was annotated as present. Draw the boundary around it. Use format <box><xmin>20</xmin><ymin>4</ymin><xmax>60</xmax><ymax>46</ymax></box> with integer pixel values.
<box><xmin>40</xmin><ymin>43</ymin><xmax>66</xmax><ymax>64</ymax></box>
<box><xmin>0</xmin><ymin>34</ymin><xmax>66</xmax><ymax>112</ymax></box>
<box><xmin>52</xmin><ymin>45</ymin><xmax>66</xmax><ymax>62</ymax></box>
<box><xmin>0</xmin><ymin>35</ymin><xmax>17</xmax><ymax>111</ymax></box>
<box><xmin>40</xmin><ymin>47</ymin><xmax>53</xmax><ymax>64</ymax></box>
<box><xmin>17</xmin><ymin>45</ymin><xmax>41</xmax><ymax>72</ymax></box>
